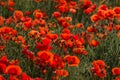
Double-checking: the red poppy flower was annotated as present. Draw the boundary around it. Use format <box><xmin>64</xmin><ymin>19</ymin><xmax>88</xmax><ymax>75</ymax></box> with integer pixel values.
<box><xmin>39</xmin><ymin>19</ymin><xmax>45</xmax><ymax>26</ymax></box>
<box><xmin>95</xmin><ymin>69</ymin><xmax>106</xmax><ymax>78</ymax></box>
<box><xmin>91</xmin><ymin>14</ymin><xmax>100</xmax><ymax>22</ymax></box>
<box><xmin>54</xmin><ymin>69</ymin><xmax>69</xmax><ymax>77</ymax></box>
<box><xmin>50</xmin><ymin>54</ymin><xmax>65</xmax><ymax>69</ymax></box>
<box><xmin>104</xmin><ymin>10</ymin><xmax>115</xmax><ymax>20</ymax></box>
<box><xmin>61</xmin><ymin>21</ymin><xmax>70</xmax><ymax>28</ymax></box>
<box><xmin>114</xmin><ymin>25</ymin><xmax>120</xmax><ymax>31</ymax></box>
<box><xmin>72</xmin><ymin>47</ymin><xmax>88</xmax><ymax>55</ymax></box>
<box><xmin>112</xmin><ymin>67</ymin><xmax>120</xmax><ymax>75</ymax></box>
<box><xmin>64</xmin><ymin>55</ymin><xmax>80</xmax><ymax>66</ymax></box>
<box><xmin>0</xmin><ymin>16</ymin><xmax>5</xmax><ymax>26</ymax></box>
<box><xmin>5</xmin><ymin>65</ymin><xmax>22</xmax><ymax>75</ymax></box>
<box><xmin>0</xmin><ymin>63</ymin><xmax>6</xmax><ymax>73</ymax></box>
<box><xmin>98</xmin><ymin>4</ymin><xmax>108</xmax><ymax>11</ymax></box>
<box><xmin>69</xmin><ymin>2</ymin><xmax>76</xmax><ymax>9</ymax></box>
<box><xmin>8</xmin><ymin>1</ymin><xmax>15</xmax><ymax>7</ymax></box>
<box><xmin>91</xmin><ymin>60</ymin><xmax>106</xmax><ymax>78</ymax></box>
<box><xmin>34</xmin><ymin>11</ymin><xmax>43</xmax><ymax>19</ymax></box>
<box><xmin>36</xmin><ymin>38</ymin><xmax>52</xmax><ymax>51</ymax></box>
<box><xmin>82</xmin><ymin>0</ymin><xmax>92</xmax><ymax>9</ymax></box>
<box><xmin>116</xmin><ymin>77</ymin><xmax>120</xmax><ymax>80</ymax></box>
<box><xmin>28</xmin><ymin>30</ymin><xmax>40</xmax><ymax>39</ymax></box>
<box><xmin>75</xmin><ymin>39</ymin><xmax>84</xmax><ymax>47</ymax></box>
<box><xmin>97</xmin><ymin>10</ymin><xmax>105</xmax><ymax>19</ymax></box>
<box><xmin>37</xmin><ymin>51</ymin><xmax>54</xmax><ymax>64</ymax></box>
<box><xmin>105</xmin><ymin>26</ymin><xmax>113</xmax><ymax>31</ymax></box>
<box><xmin>0</xmin><ymin>56</ymin><xmax>9</xmax><ymax>64</ymax></box>
<box><xmin>9</xmin><ymin>75</ymin><xmax>18</xmax><ymax>80</ymax></box>
<box><xmin>114</xmin><ymin>7</ymin><xmax>120</xmax><ymax>14</ymax></box>
<box><xmin>65</xmin><ymin>40</ymin><xmax>73</xmax><ymax>48</ymax></box>
<box><xmin>60</xmin><ymin>33</ymin><xmax>71</xmax><ymax>40</ymax></box>
<box><xmin>58</xmin><ymin>5</ymin><xmax>69</xmax><ymax>13</ymax></box>
<box><xmin>86</xmin><ymin>26</ymin><xmax>96</xmax><ymax>32</ymax></box>
<box><xmin>25</xmin><ymin>11</ymin><xmax>31</xmax><ymax>15</ymax></box>
<box><xmin>0</xmin><ymin>75</ymin><xmax>5</xmax><ymax>80</ymax></box>
<box><xmin>89</xmin><ymin>40</ymin><xmax>99</xmax><ymax>47</ymax></box>
<box><xmin>8</xmin><ymin>7</ymin><xmax>14</xmax><ymax>12</ymax></box>
<box><xmin>16</xmin><ymin>36</ymin><xmax>26</xmax><ymax>44</ymax></box>
<box><xmin>92</xmin><ymin>60</ymin><xmax>106</xmax><ymax>68</ymax></box>
<box><xmin>46</xmin><ymin>33</ymin><xmax>58</xmax><ymax>40</ymax></box>
<box><xmin>69</xmin><ymin>8</ymin><xmax>76</xmax><ymax>14</ymax></box>
<box><xmin>0</xmin><ymin>2</ymin><xmax>6</xmax><ymax>7</ymax></box>
<box><xmin>21</xmin><ymin>72</ymin><xmax>33</xmax><ymax>80</ymax></box>
<box><xmin>52</xmin><ymin>12</ymin><xmax>61</xmax><ymax>18</ymax></box>
<box><xmin>13</xmin><ymin>10</ymin><xmax>23</xmax><ymax>20</ymax></box>
<box><xmin>117</xmin><ymin>32</ymin><xmax>120</xmax><ymax>38</ymax></box>
<box><xmin>62</xmin><ymin>29</ymin><xmax>71</xmax><ymax>34</ymax></box>
<box><xmin>23</xmin><ymin>21</ymin><xmax>32</xmax><ymax>30</ymax></box>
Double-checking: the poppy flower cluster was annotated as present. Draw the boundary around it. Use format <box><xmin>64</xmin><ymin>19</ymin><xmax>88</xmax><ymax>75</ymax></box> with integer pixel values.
<box><xmin>0</xmin><ymin>0</ymin><xmax>15</xmax><ymax>12</ymax></box>
<box><xmin>0</xmin><ymin>26</ymin><xmax>17</xmax><ymax>42</ymax></box>
<box><xmin>90</xmin><ymin>60</ymin><xmax>107</xmax><ymax>78</ymax></box>
<box><xmin>0</xmin><ymin>0</ymin><xmax>120</xmax><ymax>80</ymax></box>
<box><xmin>0</xmin><ymin>55</ymin><xmax>44</xmax><ymax>80</ymax></box>
<box><xmin>112</xmin><ymin>67</ymin><xmax>120</xmax><ymax>80</ymax></box>
<box><xmin>91</xmin><ymin>5</ymin><xmax>120</xmax><ymax>22</ymax></box>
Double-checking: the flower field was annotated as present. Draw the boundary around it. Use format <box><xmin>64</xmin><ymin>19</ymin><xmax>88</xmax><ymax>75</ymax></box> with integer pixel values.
<box><xmin>0</xmin><ymin>0</ymin><xmax>120</xmax><ymax>80</ymax></box>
